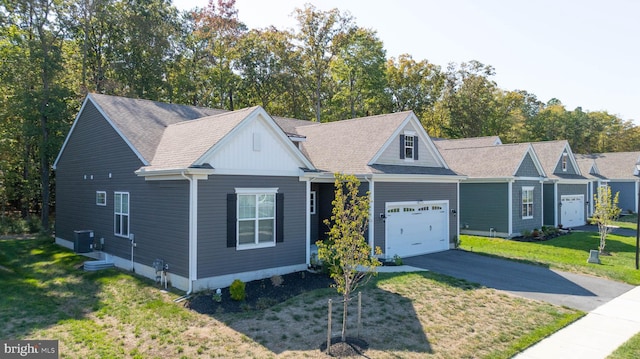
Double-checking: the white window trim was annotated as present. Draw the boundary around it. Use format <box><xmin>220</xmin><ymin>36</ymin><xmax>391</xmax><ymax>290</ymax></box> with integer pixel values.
<box><xmin>404</xmin><ymin>134</ymin><xmax>415</xmax><ymax>162</ymax></box>
<box><xmin>562</xmin><ymin>153</ymin><xmax>568</xmax><ymax>171</ymax></box>
<box><xmin>96</xmin><ymin>191</ymin><xmax>107</xmax><ymax>206</ymax></box>
<box><xmin>310</xmin><ymin>191</ymin><xmax>316</xmax><ymax>215</ymax></box>
<box><xmin>522</xmin><ymin>186</ymin><xmax>534</xmax><ymax>219</ymax></box>
<box><xmin>235</xmin><ymin>188</ymin><xmax>278</xmax><ymax>250</ymax></box>
<box><xmin>114</xmin><ymin>192</ymin><xmax>130</xmax><ymax>238</ymax></box>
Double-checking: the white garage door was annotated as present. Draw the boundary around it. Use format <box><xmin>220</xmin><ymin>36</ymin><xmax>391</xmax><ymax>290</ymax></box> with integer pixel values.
<box><xmin>561</xmin><ymin>195</ymin><xmax>585</xmax><ymax>228</ymax></box>
<box><xmin>385</xmin><ymin>201</ymin><xmax>449</xmax><ymax>258</ymax></box>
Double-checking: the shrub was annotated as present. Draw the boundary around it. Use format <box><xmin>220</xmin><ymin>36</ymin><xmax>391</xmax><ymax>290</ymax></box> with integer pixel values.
<box><xmin>229</xmin><ymin>279</ymin><xmax>246</xmax><ymax>301</ymax></box>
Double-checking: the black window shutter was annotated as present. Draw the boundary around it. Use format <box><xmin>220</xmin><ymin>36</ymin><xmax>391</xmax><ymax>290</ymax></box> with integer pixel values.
<box><xmin>276</xmin><ymin>193</ymin><xmax>284</xmax><ymax>243</ymax></box>
<box><xmin>414</xmin><ymin>136</ymin><xmax>419</xmax><ymax>160</ymax></box>
<box><xmin>399</xmin><ymin>134</ymin><xmax>405</xmax><ymax>159</ymax></box>
<box><xmin>226</xmin><ymin>194</ymin><xmax>237</xmax><ymax>248</ymax></box>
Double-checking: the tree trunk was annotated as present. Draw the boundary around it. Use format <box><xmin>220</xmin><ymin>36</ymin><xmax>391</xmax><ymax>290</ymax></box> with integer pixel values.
<box><xmin>342</xmin><ymin>295</ymin><xmax>348</xmax><ymax>342</ymax></box>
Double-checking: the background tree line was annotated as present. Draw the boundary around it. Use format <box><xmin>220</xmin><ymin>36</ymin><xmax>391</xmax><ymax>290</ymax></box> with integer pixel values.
<box><xmin>1</xmin><ymin>0</ymin><xmax>638</xmax><ymax>231</ymax></box>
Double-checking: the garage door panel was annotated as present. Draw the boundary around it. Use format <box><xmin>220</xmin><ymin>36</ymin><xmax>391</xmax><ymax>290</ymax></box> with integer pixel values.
<box><xmin>561</xmin><ymin>195</ymin><xmax>585</xmax><ymax>227</ymax></box>
<box><xmin>385</xmin><ymin>201</ymin><xmax>449</xmax><ymax>258</ymax></box>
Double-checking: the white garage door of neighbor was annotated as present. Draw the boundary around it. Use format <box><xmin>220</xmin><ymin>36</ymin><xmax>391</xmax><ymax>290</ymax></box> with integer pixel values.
<box><xmin>561</xmin><ymin>195</ymin><xmax>585</xmax><ymax>228</ymax></box>
<box><xmin>385</xmin><ymin>201</ymin><xmax>449</xmax><ymax>258</ymax></box>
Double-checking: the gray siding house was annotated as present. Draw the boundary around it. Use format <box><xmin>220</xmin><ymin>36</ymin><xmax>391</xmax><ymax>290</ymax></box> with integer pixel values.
<box><xmin>276</xmin><ymin>112</ymin><xmax>463</xmax><ymax>259</ymax></box>
<box><xmin>54</xmin><ymin>94</ymin><xmax>463</xmax><ymax>292</ymax></box>
<box><xmin>531</xmin><ymin>140</ymin><xmax>589</xmax><ymax>228</ymax></box>
<box><xmin>576</xmin><ymin>152</ymin><xmax>640</xmax><ymax>214</ymax></box>
<box><xmin>436</xmin><ymin>141</ymin><xmax>546</xmax><ymax>237</ymax></box>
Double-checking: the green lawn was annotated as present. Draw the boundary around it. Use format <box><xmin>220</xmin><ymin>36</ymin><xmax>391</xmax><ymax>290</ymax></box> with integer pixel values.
<box><xmin>460</xmin><ymin>231</ymin><xmax>640</xmax><ymax>285</ymax></box>
<box><xmin>0</xmin><ymin>236</ymin><xmax>582</xmax><ymax>358</ymax></box>
<box><xmin>613</xmin><ymin>214</ymin><xmax>639</xmax><ymax>230</ymax></box>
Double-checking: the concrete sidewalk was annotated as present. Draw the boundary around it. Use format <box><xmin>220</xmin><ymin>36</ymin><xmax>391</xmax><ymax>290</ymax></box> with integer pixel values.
<box><xmin>515</xmin><ymin>286</ymin><xmax>640</xmax><ymax>359</ymax></box>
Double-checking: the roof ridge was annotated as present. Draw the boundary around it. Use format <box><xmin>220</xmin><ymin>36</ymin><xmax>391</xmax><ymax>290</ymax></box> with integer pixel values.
<box><xmin>166</xmin><ymin>106</ymin><xmax>257</xmax><ymax>127</ymax></box>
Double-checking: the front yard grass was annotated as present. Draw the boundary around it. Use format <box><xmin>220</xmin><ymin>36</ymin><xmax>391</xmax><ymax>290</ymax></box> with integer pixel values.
<box><xmin>0</xmin><ymin>237</ymin><xmax>582</xmax><ymax>358</ymax></box>
<box><xmin>460</xmin><ymin>231</ymin><xmax>640</xmax><ymax>285</ymax></box>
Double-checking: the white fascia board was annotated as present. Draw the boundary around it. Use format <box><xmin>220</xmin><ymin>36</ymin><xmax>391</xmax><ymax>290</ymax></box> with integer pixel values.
<box><xmin>211</xmin><ymin>168</ymin><xmax>305</xmax><ymax>177</ymax></box>
<box><xmin>135</xmin><ymin>167</ymin><xmax>214</xmax><ymax>181</ymax></box>
<box><xmin>462</xmin><ymin>177</ymin><xmax>514</xmax><ymax>183</ymax></box>
<box><xmin>371</xmin><ymin>173</ymin><xmax>465</xmax><ymax>183</ymax></box>
<box><xmin>556</xmin><ymin>179</ymin><xmax>591</xmax><ymax>185</ymax></box>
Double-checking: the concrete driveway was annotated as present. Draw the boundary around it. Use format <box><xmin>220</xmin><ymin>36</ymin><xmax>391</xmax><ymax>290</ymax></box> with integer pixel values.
<box><xmin>403</xmin><ymin>250</ymin><xmax>634</xmax><ymax>312</ymax></box>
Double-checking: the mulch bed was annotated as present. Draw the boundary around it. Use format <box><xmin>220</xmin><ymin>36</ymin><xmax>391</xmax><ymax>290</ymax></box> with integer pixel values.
<box><xmin>186</xmin><ymin>270</ymin><xmax>334</xmax><ymax>314</ymax></box>
<box><xmin>320</xmin><ymin>336</ymin><xmax>369</xmax><ymax>357</ymax></box>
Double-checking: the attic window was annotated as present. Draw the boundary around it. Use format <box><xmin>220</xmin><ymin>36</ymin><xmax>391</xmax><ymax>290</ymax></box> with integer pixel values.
<box><xmin>562</xmin><ymin>153</ymin><xmax>568</xmax><ymax>171</ymax></box>
<box><xmin>399</xmin><ymin>133</ymin><xmax>419</xmax><ymax>161</ymax></box>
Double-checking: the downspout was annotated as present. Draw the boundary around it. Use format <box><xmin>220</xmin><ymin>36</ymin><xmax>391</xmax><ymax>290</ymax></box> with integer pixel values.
<box><xmin>364</xmin><ymin>176</ymin><xmax>375</xmax><ymax>256</ymax></box>
<box><xmin>540</xmin><ymin>178</ymin><xmax>545</xmax><ymax>228</ymax></box>
<box><xmin>180</xmin><ymin>171</ymin><xmax>197</xmax><ymax>295</ymax></box>
<box><xmin>305</xmin><ymin>179</ymin><xmax>312</xmax><ymax>267</ymax></box>
<box><xmin>508</xmin><ymin>180</ymin><xmax>513</xmax><ymax>237</ymax></box>
<box><xmin>554</xmin><ymin>181</ymin><xmax>559</xmax><ymax>227</ymax></box>
<box><xmin>456</xmin><ymin>180</ymin><xmax>460</xmax><ymax>247</ymax></box>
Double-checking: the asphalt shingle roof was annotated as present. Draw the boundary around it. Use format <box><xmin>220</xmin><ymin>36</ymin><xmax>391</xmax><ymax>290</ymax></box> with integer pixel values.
<box><xmin>576</xmin><ymin>152</ymin><xmax>640</xmax><ymax>180</ymax></box>
<box><xmin>89</xmin><ymin>93</ymin><xmax>227</xmax><ymax>163</ymax></box>
<box><xmin>294</xmin><ymin>112</ymin><xmax>414</xmax><ymax>174</ymax></box>
<box><xmin>438</xmin><ymin>143</ymin><xmax>534</xmax><ymax>178</ymax></box>
<box><xmin>433</xmin><ymin>136</ymin><xmax>502</xmax><ymax>150</ymax></box>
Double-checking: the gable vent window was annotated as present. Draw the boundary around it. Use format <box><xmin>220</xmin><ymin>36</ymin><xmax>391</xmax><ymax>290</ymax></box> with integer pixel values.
<box><xmin>562</xmin><ymin>153</ymin><xmax>568</xmax><ymax>171</ymax></box>
<box><xmin>399</xmin><ymin>134</ymin><xmax>419</xmax><ymax>160</ymax></box>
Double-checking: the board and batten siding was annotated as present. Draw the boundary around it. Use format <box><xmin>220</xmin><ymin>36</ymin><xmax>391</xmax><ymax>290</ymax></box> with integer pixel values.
<box><xmin>515</xmin><ymin>153</ymin><xmax>542</xmax><ymax>177</ymax></box>
<box><xmin>511</xmin><ymin>180</ymin><xmax>543</xmax><ymax>235</ymax></box>
<box><xmin>55</xmin><ymin>100</ymin><xmax>192</xmax><ymax>276</ymax></box>
<box><xmin>373</xmin><ymin>182</ymin><xmax>458</xmax><ymax>253</ymax></box>
<box><xmin>459</xmin><ymin>183</ymin><xmax>509</xmax><ymax>234</ymax></box>
<box><xmin>374</xmin><ymin>122</ymin><xmax>440</xmax><ymax>167</ymax></box>
<box><xmin>197</xmin><ymin>175</ymin><xmax>306</xmax><ymax>279</ymax></box>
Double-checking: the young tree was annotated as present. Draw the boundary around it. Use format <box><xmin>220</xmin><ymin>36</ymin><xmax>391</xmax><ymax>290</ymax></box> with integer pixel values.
<box><xmin>317</xmin><ymin>173</ymin><xmax>381</xmax><ymax>343</ymax></box>
<box><xmin>593</xmin><ymin>186</ymin><xmax>621</xmax><ymax>254</ymax></box>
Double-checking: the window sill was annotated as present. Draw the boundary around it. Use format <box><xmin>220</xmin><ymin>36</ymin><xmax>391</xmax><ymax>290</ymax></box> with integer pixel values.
<box><xmin>522</xmin><ymin>216</ymin><xmax>534</xmax><ymax>220</ymax></box>
<box><xmin>115</xmin><ymin>234</ymin><xmax>130</xmax><ymax>239</ymax></box>
<box><xmin>236</xmin><ymin>242</ymin><xmax>276</xmax><ymax>251</ymax></box>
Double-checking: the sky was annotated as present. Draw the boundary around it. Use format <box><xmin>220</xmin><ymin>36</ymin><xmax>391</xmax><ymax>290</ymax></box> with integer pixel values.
<box><xmin>173</xmin><ymin>0</ymin><xmax>639</xmax><ymax>123</ymax></box>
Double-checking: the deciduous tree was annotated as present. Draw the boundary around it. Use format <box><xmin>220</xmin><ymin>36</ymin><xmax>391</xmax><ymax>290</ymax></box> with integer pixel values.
<box><xmin>317</xmin><ymin>173</ymin><xmax>381</xmax><ymax>343</ymax></box>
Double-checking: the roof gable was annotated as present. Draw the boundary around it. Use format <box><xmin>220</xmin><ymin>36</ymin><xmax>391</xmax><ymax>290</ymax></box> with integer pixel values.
<box><xmin>530</xmin><ymin>140</ymin><xmax>583</xmax><ymax>179</ymax></box>
<box><xmin>197</xmin><ymin>107</ymin><xmax>315</xmax><ymax>175</ymax></box>
<box><xmin>295</xmin><ymin>111</ymin><xmax>449</xmax><ymax>174</ymax></box>
<box><xmin>440</xmin><ymin>143</ymin><xmax>542</xmax><ymax>179</ymax></box>
<box><xmin>141</xmin><ymin>106</ymin><xmax>314</xmax><ymax>175</ymax></box>
<box><xmin>55</xmin><ymin>94</ymin><xmax>228</xmax><ymax>169</ymax></box>
<box><xmin>577</xmin><ymin>152</ymin><xmax>640</xmax><ymax>180</ymax></box>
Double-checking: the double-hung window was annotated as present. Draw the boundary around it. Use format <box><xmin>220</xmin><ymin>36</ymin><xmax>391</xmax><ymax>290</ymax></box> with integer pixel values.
<box><xmin>236</xmin><ymin>188</ymin><xmax>277</xmax><ymax>249</ymax></box>
<box><xmin>522</xmin><ymin>187</ymin><xmax>534</xmax><ymax>219</ymax></box>
<box><xmin>561</xmin><ymin>153</ymin><xmax>568</xmax><ymax>171</ymax></box>
<box><xmin>400</xmin><ymin>132</ymin><xmax>419</xmax><ymax>160</ymax></box>
<box><xmin>114</xmin><ymin>192</ymin><xmax>130</xmax><ymax>237</ymax></box>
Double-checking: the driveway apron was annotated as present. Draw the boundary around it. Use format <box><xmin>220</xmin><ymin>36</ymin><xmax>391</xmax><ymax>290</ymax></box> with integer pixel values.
<box><xmin>403</xmin><ymin>250</ymin><xmax>634</xmax><ymax>312</ymax></box>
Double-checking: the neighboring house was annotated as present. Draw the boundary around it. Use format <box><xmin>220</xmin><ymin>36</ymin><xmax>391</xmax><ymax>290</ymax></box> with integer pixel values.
<box><xmin>436</xmin><ymin>141</ymin><xmax>546</xmax><ymax>238</ymax></box>
<box><xmin>531</xmin><ymin>140</ymin><xmax>589</xmax><ymax>228</ymax></box>
<box><xmin>54</xmin><ymin>94</ymin><xmax>463</xmax><ymax>292</ymax></box>
<box><xmin>576</xmin><ymin>152</ymin><xmax>640</xmax><ymax>214</ymax></box>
